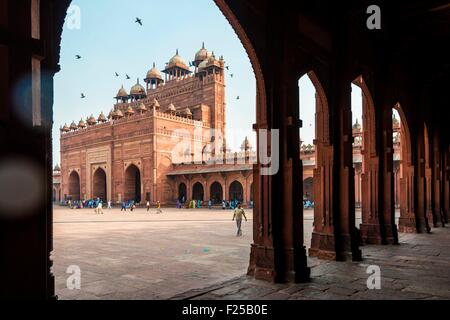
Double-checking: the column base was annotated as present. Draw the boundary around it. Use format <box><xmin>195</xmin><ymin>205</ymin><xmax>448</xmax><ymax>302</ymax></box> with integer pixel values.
<box><xmin>382</xmin><ymin>224</ymin><xmax>399</xmax><ymax>244</ymax></box>
<box><xmin>248</xmin><ymin>244</ymin><xmax>310</xmax><ymax>283</ymax></box>
<box><xmin>427</xmin><ymin>210</ymin><xmax>438</xmax><ymax>228</ymax></box>
<box><xmin>335</xmin><ymin>233</ymin><xmax>362</xmax><ymax>262</ymax></box>
<box><xmin>309</xmin><ymin>232</ymin><xmax>337</xmax><ymax>260</ymax></box>
<box><xmin>360</xmin><ymin>223</ymin><xmax>383</xmax><ymax>244</ymax></box>
<box><xmin>398</xmin><ymin>217</ymin><xmax>419</xmax><ymax>233</ymax></box>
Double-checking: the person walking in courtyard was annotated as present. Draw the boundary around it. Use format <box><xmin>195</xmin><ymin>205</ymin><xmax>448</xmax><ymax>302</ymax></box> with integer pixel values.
<box><xmin>208</xmin><ymin>199</ymin><xmax>212</xmax><ymax>209</ymax></box>
<box><xmin>107</xmin><ymin>200</ymin><xmax>112</xmax><ymax>209</ymax></box>
<box><xmin>146</xmin><ymin>200</ymin><xmax>151</xmax><ymax>212</ymax></box>
<box><xmin>121</xmin><ymin>201</ymin><xmax>127</xmax><ymax>212</ymax></box>
<box><xmin>156</xmin><ymin>201</ymin><xmax>162</xmax><ymax>214</ymax></box>
<box><xmin>96</xmin><ymin>201</ymin><xmax>104</xmax><ymax>215</ymax></box>
<box><xmin>232</xmin><ymin>203</ymin><xmax>247</xmax><ymax>237</ymax></box>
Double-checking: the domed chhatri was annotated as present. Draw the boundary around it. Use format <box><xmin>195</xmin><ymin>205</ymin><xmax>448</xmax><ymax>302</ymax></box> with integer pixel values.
<box><xmin>151</xmin><ymin>98</ymin><xmax>161</xmax><ymax>109</ymax></box>
<box><xmin>61</xmin><ymin>123</ymin><xmax>70</xmax><ymax>132</ymax></box>
<box><xmin>70</xmin><ymin>121</ymin><xmax>78</xmax><ymax>131</ymax></box>
<box><xmin>98</xmin><ymin>112</ymin><xmax>107</xmax><ymax>123</ymax></box>
<box><xmin>193</xmin><ymin>42</ymin><xmax>212</xmax><ymax>66</ymax></box>
<box><xmin>167</xmin><ymin>103</ymin><xmax>177</xmax><ymax>114</ymax></box>
<box><xmin>53</xmin><ymin>163</ymin><xmax>61</xmax><ymax>172</ymax></box>
<box><xmin>116</xmin><ymin>85</ymin><xmax>128</xmax><ymax>98</ymax></box>
<box><xmin>126</xmin><ymin>105</ymin><xmax>135</xmax><ymax>116</ymax></box>
<box><xmin>78</xmin><ymin>118</ymin><xmax>87</xmax><ymax>129</ymax></box>
<box><xmin>87</xmin><ymin>114</ymin><xmax>97</xmax><ymax>126</ymax></box>
<box><xmin>353</xmin><ymin>118</ymin><xmax>362</xmax><ymax>130</ymax></box>
<box><xmin>392</xmin><ymin>114</ymin><xmax>400</xmax><ymax>127</ymax></box>
<box><xmin>129</xmin><ymin>79</ymin><xmax>146</xmax><ymax>101</ymax></box>
<box><xmin>145</xmin><ymin>63</ymin><xmax>163</xmax><ymax>81</ymax></box>
<box><xmin>184</xmin><ymin>107</ymin><xmax>192</xmax><ymax>117</ymax></box>
<box><xmin>168</xmin><ymin>49</ymin><xmax>188</xmax><ymax>69</ymax></box>
<box><xmin>137</xmin><ymin>102</ymin><xmax>147</xmax><ymax>114</ymax></box>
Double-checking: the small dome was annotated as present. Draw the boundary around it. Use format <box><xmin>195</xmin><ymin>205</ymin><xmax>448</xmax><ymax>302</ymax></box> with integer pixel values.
<box><xmin>137</xmin><ymin>102</ymin><xmax>147</xmax><ymax>113</ymax></box>
<box><xmin>130</xmin><ymin>79</ymin><xmax>146</xmax><ymax>96</ymax></box>
<box><xmin>70</xmin><ymin>121</ymin><xmax>78</xmax><ymax>131</ymax></box>
<box><xmin>98</xmin><ymin>112</ymin><xmax>107</xmax><ymax>122</ymax></box>
<box><xmin>116</xmin><ymin>85</ymin><xmax>128</xmax><ymax>98</ymax></box>
<box><xmin>146</xmin><ymin>63</ymin><xmax>162</xmax><ymax>81</ymax></box>
<box><xmin>78</xmin><ymin>118</ymin><xmax>86</xmax><ymax>129</ymax></box>
<box><xmin>126</xmin><ymin>106</ymin><xmax>135</xmax><ymax>116</ymax></box>
<box><xmin>168</xmin><ymin>49</ymin><xmax>188</xmax><ymax>68</ymax></box>
<box><xmin>194</xmin><ymin>43</ymin><xmax>211</xmax><ymax>62</ymax></box>
<box><xmin>152</xmin><ymin>98</ymin><xmax>161</xmax><ymax>109</ymax></box>
<box><xmin>61</xmin><ymin>123</ymin><xmax>70</xmax><ymax>132</ymax></box>
<box><xmin>87</xmin><ymin>114</ymin><xmax>97</xmax><ymax>125</ymax></box>
<box><xmin>184</xmin><ymin>108</ymin><xmax>192</xmax><ymax>116</ymax></box>
<box><xmin>116</xmin><ymin>109</ymin><xmax>124</xmax><ymax>118</ymax></box>
<box><xmin>54</xmin><ymin>163</ymin><xmax>61</xmax><ymax>171</ymax></box>
<box><xmin>108</xmin><ymin>109</ymin><xmax>115</xmax><ymax>120</ymax></box>
<box><xmin>167</xmin><ymin>103</ymin><xmax>176</xmax><ymax>113</ymax></box>
<box><xmin>353</xmin><ymin>119</ymin><xmax>361</xmax><ymax>130</ymax></box>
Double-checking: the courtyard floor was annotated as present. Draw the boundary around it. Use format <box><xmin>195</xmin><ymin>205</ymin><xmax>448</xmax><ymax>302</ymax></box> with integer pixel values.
<box><xmin>53</xmin><ymin>206</ymin><xmax>450</xmax><ymax>300</ymax></box>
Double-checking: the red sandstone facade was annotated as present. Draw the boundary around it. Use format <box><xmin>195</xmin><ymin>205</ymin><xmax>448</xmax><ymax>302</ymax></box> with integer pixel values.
<box><xmin>56</xmin><ymin>46</ymin><xmax>403</xmax><ymax>206</ymax></box>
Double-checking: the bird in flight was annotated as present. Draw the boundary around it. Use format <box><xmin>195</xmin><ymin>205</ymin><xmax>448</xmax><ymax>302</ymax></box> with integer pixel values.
<box><xmin>80</xmin><ymin>93</ymin><xmax>86</xmax><ymax>99</ymax></box>
<box><xmin>75</xmin><ymin>55</ymin><xmax>82</xmax><ymax>60</ymax></box>
<box><xmin>126</xmin><ymin>74</ymin><xmax>131</xmax><ymax>80</ymax></box>
<box><xmin>115</xmin><ymin>72</ymin><xmax>119</xmax><ymax>77</ymax></box>
<box><xmin>236</xmin><ymin>96</ymin><xmax>240</xmax><ymax>100</ymax></box>
<box><xmin>135</xmin><ymin>17</ymin><xmax>143</xmax><ymax>26</ymax></box>
<box><xmin>189</xmin><ymin>62</ymin><xmax>194</xmax><ymax>67</ymax></box>
<box><xmin>225</xmin><ymin>66</ymin><xmax>229</xmax><ymax>70</ymax></box>
<box><xmin>230</xmin><ymin>74</ymin><xmax>234</xmax><ymax>78</ymax></box>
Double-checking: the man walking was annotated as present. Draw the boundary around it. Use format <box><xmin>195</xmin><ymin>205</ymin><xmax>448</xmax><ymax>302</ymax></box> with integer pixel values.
<box><xmin>156</xmin><ymin>201</ymin><xmax>162</xmax><ymax>214</ymax></box>
<box><xmin>121</xmin><ymin>201</ymin><xmax>127</xmax><ymax>212</ymax></box>
<box><xmin>96</xmin><ymin>201</ymin><xmax>104</xmax><ymax>215</ymax></box>
<box><xmin>146</xmin><ymin>200</ymin><xmax>151</xmax><ymax>212</ymax></box>
<box><xmin>232</xmin><ymin>203</ymin><xmax>247</xmax><ymax>236</ymax></box>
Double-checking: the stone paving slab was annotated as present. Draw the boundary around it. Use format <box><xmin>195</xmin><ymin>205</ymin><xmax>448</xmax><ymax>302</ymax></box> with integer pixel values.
<box><xmin>54</xmin><ymin>206</ymin><xmax>450</xmax><ymax>300</ymax></box>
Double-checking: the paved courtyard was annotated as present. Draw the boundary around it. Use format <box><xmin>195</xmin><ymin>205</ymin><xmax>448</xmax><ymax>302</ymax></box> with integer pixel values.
<box><xmin>53</xmin><ymin>206</ymin><xmax>450</xmax><ymax>300</ymax></box>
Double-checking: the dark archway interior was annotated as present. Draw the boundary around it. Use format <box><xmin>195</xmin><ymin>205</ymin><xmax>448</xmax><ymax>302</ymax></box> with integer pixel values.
<box><xmin>210</xmin><ymin>182</ymin><xmax>223</xmax><ymax>204</ymax></box>
<box><xmin>93</xmin><ymin>168</ymin><xmax>107</xmax><ymax>202</ymax></box>
<box><xmin>178</xmin><ymin>183</ymin><xmax>187</xmax><ymax>202</ymax></box>
<box><xmin>125</xmin><ymin>165</ymin><xmax>141</xmax><ymax>203</ymax></box>
<box><xmin>192</xmin><ymin>182</ymin><xmax>204</xmax><ymax>201</ymax></box>
<box><xmin>68</xmin><ymin>171</ymin><xmax>80</xmax><ymax>201</ymax></box>
<box><xmin>229</xmin><ymin>181</ymin><xmax>244</xmax><ymax>203</ymax></box>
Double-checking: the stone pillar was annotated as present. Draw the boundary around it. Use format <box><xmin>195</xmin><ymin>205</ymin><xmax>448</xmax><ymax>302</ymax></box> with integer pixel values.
<box><xmin>331</xmin><ymin>77</ymin><xmax>361</xmax><ymax>261</ymax></box>
<box><xmin>309</xmin><ymin>79</ymin><xmax>337</xmax><ymax>259</ymax></box>
<box><xmin>248</xmin><ymin>74</ymin><xmax>310</xmax><ymax>282</ymax></box>
<box><xmin>432</xmin><ymin>132</ymin><xmax>444</xmax><ymax>226</ymax></box>
<box><xmin>416</xmin><ymin>128</ymin><xmax>431</xmax><ymax>233</ymax></box>
<box><xmin>444</xmin><ymin>148</ymin><xmax>450</xmax><ymax>223</ymax></box>
<box><xmin>378</xmin><ymin>104</ymin><xmax>398</xmax><ymax>244</ymax></box>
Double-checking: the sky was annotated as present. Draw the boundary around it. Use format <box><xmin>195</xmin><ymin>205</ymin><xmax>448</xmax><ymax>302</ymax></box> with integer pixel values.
<box><xmin>52</xmin><ymin>0</ymin><xmax>363</xmax><ymax>166</ymax></box>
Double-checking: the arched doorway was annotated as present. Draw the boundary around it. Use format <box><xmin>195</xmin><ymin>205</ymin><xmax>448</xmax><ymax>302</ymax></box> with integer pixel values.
<box><xmin>303</xmin><ymin>177</ymin><xmax>314</xmax><ymax>202</ymax></box>
<box><xmin>68</xmin><ymin>171</ymin><xmax>80</xmax><ymax>201</ymax></box>
<box><xmin>53</xmin><ymin>188</ymin><xmax>57</xmax><ymax>202</ymax></box>
<box><xmin>125</xmin><ymin>165</ymin><xmax>141</xmax><ymax>203</ymax></box>
<box><xmin>192</xmin><ymin>182</ymin><xmax>204</xmax><ymax>202</ymax></box>
<box><xmin>229</xmin><ymin>181</ymin><xmax>244</xmax><ymax>203</ymax></box>
<box><xmin>93</xmin><ymin>168</ymin><xmax>107</xmax><ymax>202</ymax></box>
<box><xmin>250</xmin><ymin>183</ymin><xmax>254</xmax><ymax>202</ymax></box>
<box><xmin>210</xmin><ymin>182</ymin><xmax>223</xmax><ymax>204</ymax></box>
<box><xmin>178</xmin><ymin>183</ymin><xmax>187</xmax><ymax>203</ymax></box>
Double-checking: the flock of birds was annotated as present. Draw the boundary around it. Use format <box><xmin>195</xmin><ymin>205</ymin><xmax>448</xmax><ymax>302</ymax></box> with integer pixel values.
<box><xmin>75</xmin><ymin>17</ymin><xmax>240</xmax><ymax>101</ymax></box>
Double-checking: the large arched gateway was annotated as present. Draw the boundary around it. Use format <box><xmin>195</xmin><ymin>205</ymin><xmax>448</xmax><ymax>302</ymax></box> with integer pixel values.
<box><xmin>229</xmin><ymin>181</ymin><xmax>244</xmax><ymax>203</ymax></box>
<box><xmin>68</xmin><ymin>171</ymin><xmax>81</xmax><ymax>201</ymax></box>
<box><xmin>92</xmin><ymin>168</ymin><xmax>107</xmax><ymax>201</ymax></box>
<box><xmin>125</xmin><ymin>165</ymin><xmax>141</xmax><ymax>203</ymax></box>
